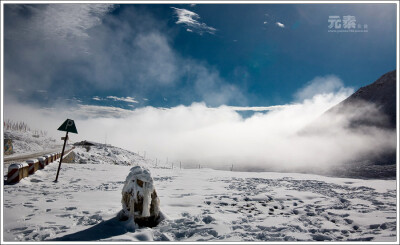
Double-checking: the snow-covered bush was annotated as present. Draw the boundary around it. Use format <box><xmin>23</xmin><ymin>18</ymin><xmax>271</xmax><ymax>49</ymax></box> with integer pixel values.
<box><xmin>119</xmin><ymin>166</ymin><xmax>161</xmax><ymax>227</ymax></box>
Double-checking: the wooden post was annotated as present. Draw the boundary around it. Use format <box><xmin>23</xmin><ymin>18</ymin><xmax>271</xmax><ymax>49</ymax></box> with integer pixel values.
<box><xmin>55</xmin><ymin>131</ymin><xmax>68</xmax><ymax>182</ymax></box>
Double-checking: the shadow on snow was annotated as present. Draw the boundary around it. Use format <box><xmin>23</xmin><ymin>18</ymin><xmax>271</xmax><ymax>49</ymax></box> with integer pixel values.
<box><xmin>50</xmin><ymin>216</ymin><xmax>136</xmax><ymax>241</ymax></box>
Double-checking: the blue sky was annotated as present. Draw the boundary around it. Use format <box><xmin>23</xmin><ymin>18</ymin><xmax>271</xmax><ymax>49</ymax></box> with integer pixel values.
<box><xmin>3</xmin><ymin>3</ymin><xmax>397</xmax><ymax>110</ymax></box>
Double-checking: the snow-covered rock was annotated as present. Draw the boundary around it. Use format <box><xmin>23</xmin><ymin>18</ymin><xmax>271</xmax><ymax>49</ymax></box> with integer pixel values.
<box><xmin>62</xmin><ymin>151</ymin><xmax>76</xmax><ymax>163</ymax></box>
<box><xmin>119</xmin><ymin>166</ymin><xmax>161</xmax><ymax>227</ymax></box>
<box><xmin>4</xmin><ymin>138</ymin><xmax>13</xmax><ymax>155</ymax></box>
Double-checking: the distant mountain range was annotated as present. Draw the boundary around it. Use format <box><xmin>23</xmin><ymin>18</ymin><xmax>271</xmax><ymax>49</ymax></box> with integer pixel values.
<box><xmin>311</xmin><ymin>70</ymin><xmax>397</xmax><ymax>179</ymax></box>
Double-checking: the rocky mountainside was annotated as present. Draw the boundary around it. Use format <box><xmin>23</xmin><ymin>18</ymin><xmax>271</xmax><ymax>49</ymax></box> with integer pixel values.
<box><xmin>326</xmin><ymin>70</ymin><xmax>396</xmax><ymax>129</ymax></box>
<box><xmin>303</xmin><ymin>70</ymin><xmax>397</xmax><ymax>179</ymax></box>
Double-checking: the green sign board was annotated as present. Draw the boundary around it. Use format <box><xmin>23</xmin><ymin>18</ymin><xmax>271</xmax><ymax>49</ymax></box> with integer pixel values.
<box><xmin>57</xmin><ymin>119</ymin><xmax>78</xmax><ymax>134</ymax></box>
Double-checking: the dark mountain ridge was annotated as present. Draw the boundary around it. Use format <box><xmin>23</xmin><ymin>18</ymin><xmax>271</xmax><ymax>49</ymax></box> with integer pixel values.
<box><xmin>326</xmin><ymin>70</ymin><xmax>396</xmax><ymax>129</ymax></box>
<box><xmin>303</xmin><ymin>70</ymin><xmax>397</xmax><ymax>179</ymax></box>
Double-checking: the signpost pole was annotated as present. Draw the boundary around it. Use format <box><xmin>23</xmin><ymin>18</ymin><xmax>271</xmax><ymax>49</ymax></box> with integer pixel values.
<box><xmin>55</xmin><ymin>131</ymin><xmax>68</xmax><ymax>182</ymax></box>
<box><xmin>55</xmin><ymin>118</ymin><xmax>77</xmax><ymax>182</ymax></box>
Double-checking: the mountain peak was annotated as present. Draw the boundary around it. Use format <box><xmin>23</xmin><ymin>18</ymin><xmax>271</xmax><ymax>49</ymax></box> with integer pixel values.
<box><xmin>337</xmin><ymin>70</ymin><xmax>396</xmax><ymax>128</ymax></box>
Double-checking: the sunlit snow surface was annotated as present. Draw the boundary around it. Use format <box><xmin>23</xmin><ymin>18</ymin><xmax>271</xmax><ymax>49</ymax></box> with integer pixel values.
<box><xmin>2</xmin><ymin>142</ymin><xmax>397</xmax><ymax>242</ymax></box>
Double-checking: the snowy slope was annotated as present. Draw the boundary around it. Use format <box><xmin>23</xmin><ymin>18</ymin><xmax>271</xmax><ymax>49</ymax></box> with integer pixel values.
<box><xmin>73</xmin><ymin>144</ymin><xmax>153</xmax><ymax>167</ymax></box>
<box><xmin>4</xmin><ymin>130</ymin><xmax>60</xmax><ymax>156</ymax></box>
<box><xmin>3</xmin><ymin>160</ymin><xmax>396</xmax><ymax>242</ymax></box>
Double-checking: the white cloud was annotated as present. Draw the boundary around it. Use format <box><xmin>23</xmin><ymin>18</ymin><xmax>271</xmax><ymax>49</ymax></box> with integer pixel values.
<box><xmin>5</xmin><ymin>4</ymin><xmax>243</xmax><ymax>107</ymax></box>
<box><xmin>131</xmin><ymin>32</ymin><xmax>181</xmax><ymax>85</ymax></box>
<box><xmin>6</xmin><ymin>4</ymin><xmax>115</xmax><ymax>42</ymax></box>
<box><xmin>42</xmin><ymin>4</ymin><xmax>115</xmax><ymax>39</ymax></box>
<box><xmin>276</xmin><ymin>22</ymin><xmax>285</xmax><ymax>28</ymax></box>
<box><xmin>4</xmin><ymin>4</ymin><xmax>116</xmax><ymax>95</ymax></box>
<box><xmin>74</xmin><ymin>104</ymin><xmax>133</xmax><ymax>118</ymax></box>
<box><xmin>171</xmin><ymin>7</ymin><xmax>217</xmax><ymax>35</ymax></box>
<box><xmin>263</xmin><ymin>13</ymin><xmax>286</xmax><ymax>29</ymax></box>
<box><xmin>106</xmin><ymin>96</ymin><xmax>139</xmax><ymax>103</ymax></box>
<box><xmin>93</xmin><ymin>95</ymin><xmax>140</xmax><ymax>103</ymax></box>
<box><xmin>226</xmin><ymin>105</ymin><xmax>290</xmax><ymax>111</ymax></box>
<box><xmin>295</xmin><ymin>75</ymin><xmax>354</xmax><ymax>101</ymax></box>
<box><xmin>184</xmin><ymin>62</ymin><xmax>247</xmax><ymax>106</ymax></box>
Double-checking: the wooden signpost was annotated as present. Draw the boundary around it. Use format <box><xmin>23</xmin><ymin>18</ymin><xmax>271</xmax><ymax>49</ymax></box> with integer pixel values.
<box><xmin>55</xmin><ymin>119</ymin><xmax>78</xmax><ymax>182</ymax></box>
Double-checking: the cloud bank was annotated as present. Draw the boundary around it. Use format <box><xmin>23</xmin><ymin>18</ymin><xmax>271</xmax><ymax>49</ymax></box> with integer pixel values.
<box><xmin>4</xmin><ymin>76</ymin><xmax>395</xmax><ymax>173</ymax></box>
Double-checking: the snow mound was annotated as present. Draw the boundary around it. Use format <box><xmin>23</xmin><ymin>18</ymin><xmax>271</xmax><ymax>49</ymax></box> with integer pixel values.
<box><xmin>119</xmin><ymin>166</ymin><xmax>161</xmax><ymax>227</ymax></box>
<box><xmin>73</xmin><ymin>144</ymin><xmax>152</xmax><ymax>167</ymax></box>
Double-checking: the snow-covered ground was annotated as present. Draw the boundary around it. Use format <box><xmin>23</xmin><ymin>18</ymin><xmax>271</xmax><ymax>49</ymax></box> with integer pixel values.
<box><xmin>3</xmin><ymin>154</ymin><xmax>397</xmax><ymax>242</ymax></box>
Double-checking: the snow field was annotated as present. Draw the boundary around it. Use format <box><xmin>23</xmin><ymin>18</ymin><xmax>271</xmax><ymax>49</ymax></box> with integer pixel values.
<box><xmin>3</xmin><ymin>159</ymin><xmax>397</xmax><ymax>242</ymax></box>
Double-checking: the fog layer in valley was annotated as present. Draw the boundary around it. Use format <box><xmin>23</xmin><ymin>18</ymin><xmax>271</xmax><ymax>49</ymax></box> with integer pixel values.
<box><xmin>4</xmin><ymin>76</ymin><xmax>396</xmax><ymax>173</ymax></box>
